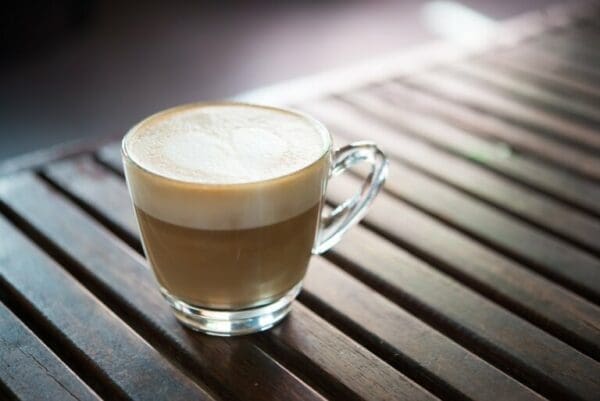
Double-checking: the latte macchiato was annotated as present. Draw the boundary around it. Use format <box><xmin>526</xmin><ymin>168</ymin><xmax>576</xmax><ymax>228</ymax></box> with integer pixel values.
<box><xmin>123</xmin><ymin>101</ymin><xmax>387</xmax><ymax>335</ymax></box>
<box><xmin>123</xmin><ymin>104</ymin><xmax>331</xmax><ymax>309</ymax></box>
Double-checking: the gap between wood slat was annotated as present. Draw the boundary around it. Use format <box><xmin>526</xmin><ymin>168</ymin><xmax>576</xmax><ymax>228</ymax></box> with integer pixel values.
<box><xmin>319</xmin><ymin>195</ymin><xmax>600</xmax><ymax>362</ymax></box>
<box><xmin>0</xmin><ymin>278</ymin><xmax>134</xmax><ymax>401</ymax></box>
<box><xmin>338</xmin><ymin>93</ymin><xmax>600</xmax><ymax>256</ymax></box>
<box><xmin>297</xmin><ymin>290</ymin><xmax>472</xmax><ymax>399</ymax></box>
<box><xmin>0</xmin><ymin>207</ymin><xmax>133</xmax><ymax>401</ymax></box>
<box><xmin>368</xmin><ymin>165</ymin><xmax>600</xmax><ymax>304</ymax></box>
<box><xmin>38</xmin><ymin>170</ymin><xmax>144</xmax><ymax>255</ymax></box>
<box><xmin>0</xmin><ymin>299</ymin><xmax>103</xmax><ymax>401</ymax></box>
<box><xmin>443</xmin><ymin>62</ymin><xmax>600</xmax><ymax>129</ymax></box>
<box><xmin>376</xmin><ymin>80</ymin><xmax>600</xmax><ymax>185</ymax></box>
<box><xmin>252</xmin><ymin>329</ymin><xmax>368</xmax><ymax>401</ymax></box>
<box><xmin>488</xmin><ymin>52</ymin><xmax>600</xmax><ymax>101</ymax></box>
<box><xmin>475</xmin><ymin>55</ymin><xmax>600</xmax><ymax>107</ymax></box>
<box><xmin>499</xmin><ymin>44</ymin><xmax>600</xmax><ymax>91</ymax></box>
<box><xmin>402</xmin><ymin>71</ymin><xmax>600</xmax><ymax>155</ymax></box>
<box><xmin>0</xmin><ymin>380</ymin><xmax>17</xmax><ymax>401</ymax></box>
<box><xmin>397</xmin><ymin>182</ymin><xmax>598</xmax><ymax>302</ymax></box>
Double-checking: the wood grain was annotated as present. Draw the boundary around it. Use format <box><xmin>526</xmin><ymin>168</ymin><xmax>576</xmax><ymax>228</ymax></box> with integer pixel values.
<box><xmin>0</xmin><ymin>135</ymin><xmax>117</xmax><ymax>177</ymax></box>
<box><xmin>325</xmin><ymin>173</ymin><xmax>600</xmax><ymax>361</ymax></box>
<box><xmin>376</xmin><ymin>81</ymin><xmax>600</xmax><ymax>182</ymax></box>
<box><xmin>497</xmin><ymin>45</ymin><xmax>600</xmax><ymax>92</ymax></box>
<box><xmin>531</xmin><ymin>32</ymin><xmax>600</xmax><ymax>72</ymax></box>
<box><xmin>301</xmin><ymin>99</ymin><xmax>600</xmax><ymax>303</ymax></box>
<box><xmin>0</xmin><ymin>302</ymin><xmax>101</xmax><ymax>401</ymax></box>
<box><xmin>44</xmin><ymin>155</ymin><xmax>139</xmax><ymax>244</ymax></box>
<box><xmin>341</xmin><ymin>90</ymin><xmax>600</xmax><ymax>236</ymax></box>
<box><xmin>304</xmin><ymin>258</ymin><xmax>543</xmax><ymax>401</ymax></box>
<box><xmin>326</xmin><ymin>207</ymin><xmax>600</xmax><ymax>399</ymax></box>
<box><xmin>262</xmin><ymin>304</ymin><xmax>439</xmax><ymax>401</ymax></box>
<box><xmin>488</xmin><ymin>51</ymin><xmax>600</xmax><ymax>100</ymax></box>
<box><xmin>404</xmin><ymin>69</ymin><xmax>600</xmax><ymax>151</ymax></box>
<box><xmin>445</xmin><ymin>62</ymin><xmax>600</xmax><ymax>126</ymax></box>
<box><xmin>0</xmin><ymin>211</ymin><xmax>214</xmax><ymax>401</ymax></box>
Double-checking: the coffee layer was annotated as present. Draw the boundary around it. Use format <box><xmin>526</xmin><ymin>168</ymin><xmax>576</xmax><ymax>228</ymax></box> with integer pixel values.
<box><xmin>123</xmin><ymin>103</ymin><xmax>331</xmax><ymax>230</ymax></box>
<box><xmin>136</xmin><ymin>203</ymin><xmax>320</xmax><ymax>308</ymax></box>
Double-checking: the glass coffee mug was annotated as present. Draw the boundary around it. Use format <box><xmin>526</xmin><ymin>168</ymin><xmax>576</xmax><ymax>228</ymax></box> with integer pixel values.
<box><xmin>122</xmin><ymin>102</ymin><xmax>388</xmax><ymax>336</ymax></box>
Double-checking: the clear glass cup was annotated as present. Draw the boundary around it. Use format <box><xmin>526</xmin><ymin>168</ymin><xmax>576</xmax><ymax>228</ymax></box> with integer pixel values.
<box><xmin>122</xmin><ymin>102</ymin><xmax>388</xmax><ymax>336</ymax></box>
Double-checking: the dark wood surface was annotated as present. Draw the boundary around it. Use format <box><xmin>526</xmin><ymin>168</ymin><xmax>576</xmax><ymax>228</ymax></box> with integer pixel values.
<box><xmin>0</xmin><ymin>302</ymin><xmax>101</xmax><ymax>401</ymax></box>
<box><xmin>1</xmin><ymin>3</ymin><xmax>600</xmax><ymax>400</ymax></box>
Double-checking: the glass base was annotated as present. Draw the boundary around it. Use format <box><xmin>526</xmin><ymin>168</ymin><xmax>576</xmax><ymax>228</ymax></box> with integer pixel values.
<box><xmin>160</xmin><ymin>283</ymin><xmax>302</xmax><ymax>336</ymax></box>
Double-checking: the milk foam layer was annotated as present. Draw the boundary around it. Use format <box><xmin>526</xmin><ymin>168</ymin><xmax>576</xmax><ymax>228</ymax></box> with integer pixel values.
<box><xmin>126</xmin><ymin>104</ymin><xmax>328</xmax><ymax>184</ymax></box>
<box><xmin>123</xmin><ymin>103</ymin><xmax>331</xmax><ymax>230</ymax></box>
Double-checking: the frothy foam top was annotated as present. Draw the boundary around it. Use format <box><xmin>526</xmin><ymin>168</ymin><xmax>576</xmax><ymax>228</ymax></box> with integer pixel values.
<box><xmin>125</xmin><ymin>104</ymin><xmax>329</xmax><ymax>184</ymax></box>
<box><xmin>122</xmin><ymin>103</ymin><xmax>331</xmax><ymax>230</ymax></box>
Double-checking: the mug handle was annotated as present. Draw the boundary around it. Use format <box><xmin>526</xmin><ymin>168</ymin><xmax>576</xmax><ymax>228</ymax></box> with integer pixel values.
<box><xmin>312</xmin><ymin>141</ymin><xmax>389</xmax><ymax>255</ymax></box>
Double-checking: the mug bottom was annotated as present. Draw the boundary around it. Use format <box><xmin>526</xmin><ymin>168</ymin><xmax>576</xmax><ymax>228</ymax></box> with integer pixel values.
<box><xmin>160</xmin><ymin>283</ymin><xmax>302</xmax><ymax>336</ymax></box>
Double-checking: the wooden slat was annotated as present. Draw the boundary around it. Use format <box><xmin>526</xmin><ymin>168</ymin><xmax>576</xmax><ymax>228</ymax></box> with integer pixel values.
<box><xmin>487</xmin><ymin>51</ymin><xmax>600</xmax><ymax>100</ymax></box>
<box><xmin>376</xmin><ymin>81</ymin><xmax>600</xmax><ymax>182</ymax></box>
<box><xmin>326</xmin><ymin>172</ymin><xmax>600</xmax><ymax>359</ymax></box>
<box><xmin>497</xmin><ymin>45</ymin><xmax>600</xmax><ymax>92</ymax></box>
<box><xmin>0</xmin><ymin>136</ymin><xmax>118</xmax><ymax>177</ymax></box>
<box><xmin>0</xmin><ymin>302</ymin><xmax>101</xmax><ymax>401</ymax></box>
<box><xmin>302</xmin><ymin>99</ymin><xmax>600</xmax><ymax>303</ymax></box>
<box><xmin>45</xmin><ymin>156</ymin><xmax>137</xmax><ymax>234</ymax></box>
<box><xmin>0</xmin><ymin>173</ymin><xmax>329</xmax><ymax>401</ymax></box>
<box><xmin>304</xmin><ymin>258</ymin><xmax>543</xmax><ymax>401</ymax></box>
<box><xmin>45</xmin><ymin>154</ymin><xmax>140</xmax><ymax>247</ymax></box>
<box><xmin>404</xmin><ymin>69</ymin><xmax>600</xmax><ymax>151</ymax></box>
<box><xmin>261</xmin><ymin>304</ymin><xmax>438</xmax><ymax>401</ymax></box>
<box><xmin>444</xmin><ymin>62</ymin><xmax>600</xmax><ymax>126</ymax></box>
<box><xmin>97</xmin><ymin>143</ymin><xmax>123</xmax><ymax>174</ymax></box>
<box><xmin>482</xmin><ymin>40</ymin><xmax>600</xmax><ymax>102</ymax></box>
<box><xmin>0</xmin><ymin>212</ymin><xmax>213</xmax><ymax>401</ymax></box>
<box><xmin>531</xmin><ymin>32</ymin><xmax>600</xmax><ymax>71</ymax></box>
<box><xmin>323</xmin><ymin>202</ymin><xmax>600</xmax><ymax>399</ymax></box>
<box><xmin>67</xmin><ymin>151</ymin><xmax>541</xmax><ymax>400</ymax></box>
<box><xmin>342</xmin><ymin>90</ymin><xmax>600</xmax><ymax>240</ymax></box>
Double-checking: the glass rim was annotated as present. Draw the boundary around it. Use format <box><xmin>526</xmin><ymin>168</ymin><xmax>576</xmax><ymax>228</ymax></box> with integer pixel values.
<box><xmin>121</xmin><ymin>101</ymin><xmax>333</xmax><ymax>187</ymax></box>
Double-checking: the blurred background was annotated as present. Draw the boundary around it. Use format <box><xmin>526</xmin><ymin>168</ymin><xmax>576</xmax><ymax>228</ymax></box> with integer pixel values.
<box><xmin>1</xmin><ymin>0</ymin><xmax>556</xmax><ymax>161</ymax></box>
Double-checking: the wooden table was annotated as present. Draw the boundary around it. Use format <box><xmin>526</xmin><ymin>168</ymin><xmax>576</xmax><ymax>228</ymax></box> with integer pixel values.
<box><xmin>1</xmin><ymin>3</ymin><xmax>599</xmax><ymax>401</ymax></box>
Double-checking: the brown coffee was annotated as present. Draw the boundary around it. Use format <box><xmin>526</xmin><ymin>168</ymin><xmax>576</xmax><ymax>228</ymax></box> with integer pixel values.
<box><xmin>135</xmin><ymin>203</ymin><xmax>320</xmax><ymax>308</ymax></box>
<box><xmin>123</xmin><ymin>103</ymin><xmax>331</xmax><ymax>310</ymax></box>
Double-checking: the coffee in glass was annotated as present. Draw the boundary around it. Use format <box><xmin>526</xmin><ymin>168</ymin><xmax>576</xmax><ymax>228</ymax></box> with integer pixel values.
<box><xmin>123</xmin><ymin>102</ymin><xmax>387</xmax><ymax>335</ymax></box>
